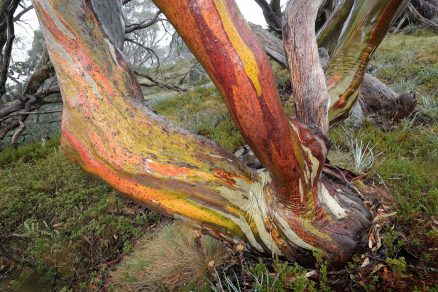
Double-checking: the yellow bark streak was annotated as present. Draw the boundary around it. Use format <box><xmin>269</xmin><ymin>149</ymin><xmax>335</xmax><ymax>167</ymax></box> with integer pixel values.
<box><xmin>213</xmin><ymin>0</ymin><xmax>262</xmax><ymax>95</ymax></box>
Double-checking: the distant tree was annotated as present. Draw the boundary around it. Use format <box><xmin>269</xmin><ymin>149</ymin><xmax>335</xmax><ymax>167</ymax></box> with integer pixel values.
<box><xmin>31</xmin><ymin>0</ymin><xmax>410</xmax><ymax>266</ymax></box>
<box><xmin>10</xmin><ymin>30</ymin><xmax>44</xmax><ymax>79</ymax></box>
<box><xmin>123</xmin><ymin>0</ymin><xmax>164</xmax><ymax>68</ymax></box>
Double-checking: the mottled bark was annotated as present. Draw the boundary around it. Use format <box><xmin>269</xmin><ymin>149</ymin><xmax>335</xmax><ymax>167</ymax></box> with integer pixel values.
<box><xmin>326</xmin><ymin>0</ymin><xmax>409</xmax><ymax>124</ymax></box>
<box><xmin>30</xmin><ymin>0</ymin><xmax>397</xmax><ymax>267</ymax></box>
<box><xmin>92</xmin><ymin>0</ymin><xmax>125</xmax><ymax>48</ymax></box>
<box><xmin>153</xmin><ymin>0</ymin><xmax>331</xmax><ymax>213</ymax></box>
<box><xmin>316</xmin><ymin>0</ymin><xmax>354</xmax><ymax>54</ymax></box>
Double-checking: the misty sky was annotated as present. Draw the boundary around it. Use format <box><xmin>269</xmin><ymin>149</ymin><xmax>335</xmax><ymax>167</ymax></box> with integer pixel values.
<box><xmin>13</xmin><ymin>0</ymin><xmax>287</xmax><ymax>61</ymax></box>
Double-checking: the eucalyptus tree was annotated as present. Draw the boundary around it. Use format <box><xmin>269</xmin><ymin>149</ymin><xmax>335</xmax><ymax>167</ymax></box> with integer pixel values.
<box><xmin>32</xmin><ymin>0</ymin><xmax>408</xmax><ymax>266</ymax></box>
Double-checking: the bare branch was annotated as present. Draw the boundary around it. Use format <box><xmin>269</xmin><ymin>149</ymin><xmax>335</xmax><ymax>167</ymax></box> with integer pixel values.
<box><xmin>253</xmin><ymin>0</ymin><xmax>282</xmax><ymax>32</ymax></box>
<box><xmin>134</xmin><ymin>70</ymin><xmax>187</xmax><ymax>92</ymax></box>
<box><xmin>13</xmin><ymin>4</ymin><xmax>34</xmax><ymax>22</ymax></box>
<box><xmin>0</xmin><ymin>0</ymin><xmax>19</xmax><ymax>96</ymax></box>
<box><xmin>408</xmin><ymin>2</ymin><xmax>438</xmax><ymax>29</ymax></box>
<box><xmin>125</xmin><ymin>10</ymin><xmax>162</xmax><ymax>34</ymax></box>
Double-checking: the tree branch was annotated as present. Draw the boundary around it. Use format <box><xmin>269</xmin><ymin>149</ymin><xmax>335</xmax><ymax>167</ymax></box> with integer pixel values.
<box><xmin>327</xmin><ymin>0</ymin><xmax>410</xmax><ymax>124</ymax></box>
<box><xmin>283</xmin><ymin>0</ymin><xmax>329</xmax><ymax>134</ymax></box>
<box><xmin>0</xmin><ymin>0</ymin><xmax>18</xmax><ymax>96</ymax></box>
<box><xmin>13</xmin><ymin>4</ymin><xmax>34</xmax><ymax>22</ymax></box>
<box><xmin>253</xmin><ymin>0</ymin><xmax>282</xmax><ymax>32</ymax></box>
<box><xmin>125</xmin><ymin>10</ymin><xmax>162</xmax><ymax>34</ymax></box>
<box><xmin>408</xmin><ymin>2</ymin><xmax>438</xmax><ymax>29</ymax></box>
<box><xmin>32</xmin><ymin>0</ymin><xmax>374</xmax><ymax>266</ymax></box>
<box><xmin>134</xmin><ymin>69</ymin><xmax>187</xmax><ymax>92</ymax></box>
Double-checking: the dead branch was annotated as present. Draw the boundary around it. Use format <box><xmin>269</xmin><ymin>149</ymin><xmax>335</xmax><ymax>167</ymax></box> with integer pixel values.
<box><xmin>408</xmin><ymin>3</ymin><xmax>438</xmax><ymax>29</ymax></box>
<box><xmin>253</xmin><ymin>0</ymin><xmax>282</xmax><ymax>32</ymax></box>
<box><xmin>134</xmin><ymin>70</ymin><xmax>187</xmax><ymax>92</ymax></box>
<box><xmin>13</xmin><ymin>4</ymin><xmax>34</xmax><ymax>22</ymax></box>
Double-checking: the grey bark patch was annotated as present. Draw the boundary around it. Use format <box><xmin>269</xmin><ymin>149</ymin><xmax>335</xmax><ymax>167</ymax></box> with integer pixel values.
<box><xmin>92</xmin><ymin>0</ymin><xmax>125</xmax><ymax>49</ymax></box>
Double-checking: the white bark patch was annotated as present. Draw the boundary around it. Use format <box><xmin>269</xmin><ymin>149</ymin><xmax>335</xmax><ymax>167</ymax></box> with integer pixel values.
<box><xmin>81</xmin><ymin>69</ymin><xmax>103</xmax><ymax>100</ymax></box>
<box><xmin>274</xmin><ymin>213</ymin><xmax>317</xmax><ymax>251</ymax></box>
<box><xmin>207</xmin><ymin>154</ymin><xmax>224</xmax><ymax>159</ymax></box>
<box><xmin>218</xmin><ymin>172</ymin><xmax>282</xmax><ymax>255</ymax></box>
<box><xmin>318</xmin><ymin>183</ymin><xmax>347</xmax><ymax>219</ymax></box>
<box><xmin>289</xmin><ymin>121</ymin><xmax>319</xmax><ymax>187</ymax></box>
<box><xmin>300</xmin><ymin>144</ymin><xmax>320</xmax><ymax>186</ymax></box>
<box><xmin>299</xmin><ymin>179</ymin><xmax>304</xmax><ymax>202</ymax></box>
<box><xmin>104</xmin><ymin>38</ymin><xmax>119</xmax><ymax>64</ymax></box>
<box><xmin>246</xmin><ymin>172</ymin><xmax>282</xmax><ymax>255</ymax></box>
<box><xmin>39</xmin><ymin>1</ymin><xmax>76</xmax><ymax>40</ymax></box>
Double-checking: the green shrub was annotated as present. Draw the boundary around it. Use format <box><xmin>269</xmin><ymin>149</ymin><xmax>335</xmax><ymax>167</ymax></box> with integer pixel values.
<box><xmin>386</xmin><ymin>257</ymin><xmax>407</xmax><ymax>278</ymax></box>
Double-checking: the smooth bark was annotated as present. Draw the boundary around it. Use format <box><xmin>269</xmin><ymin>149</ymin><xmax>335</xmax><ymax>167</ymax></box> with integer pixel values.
<box><xmin>283</xmin><ymin>0</ymin><xmax>330</xmax><ymax>134</ymax></box>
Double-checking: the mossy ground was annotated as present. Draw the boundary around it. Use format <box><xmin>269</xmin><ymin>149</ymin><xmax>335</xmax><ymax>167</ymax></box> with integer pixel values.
<box><xmin>0</xmin><ymin>142</ymin><xmax>163</xmax><ymax>290</ymax></box>
<box><xmin>0</xmin><ymin>28</ymin><xmax>437</xmax><ymax>290</ymax></box>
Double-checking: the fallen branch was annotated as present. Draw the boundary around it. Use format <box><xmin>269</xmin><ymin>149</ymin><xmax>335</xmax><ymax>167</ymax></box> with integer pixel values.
<box><xmin>408</xmin><ymin>3</ymin><xmax>438</xmax><ymax>29</ymax></box>
<box><xmin>134</xmin><ymin>70</ymin><xmax>187</xmax><ymax>92</ymax></box>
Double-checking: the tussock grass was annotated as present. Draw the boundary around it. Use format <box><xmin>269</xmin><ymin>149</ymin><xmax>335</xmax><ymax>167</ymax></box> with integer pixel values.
<box><xmin>109</xmin><ymin>222</ymin><xmax>228</xmax><ymax>291</ymax></box>
<box><xmin>329</xmin><ymin>127</ymin><xmax>381</xmax><ymax>174</ymax></box>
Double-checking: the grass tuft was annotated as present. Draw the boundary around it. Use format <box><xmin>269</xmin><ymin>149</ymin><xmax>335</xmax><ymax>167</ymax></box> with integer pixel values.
<box><xmin>109</xmin><ymin>222</ymin><xmax>228</xmax><ymax>291</ymax></box>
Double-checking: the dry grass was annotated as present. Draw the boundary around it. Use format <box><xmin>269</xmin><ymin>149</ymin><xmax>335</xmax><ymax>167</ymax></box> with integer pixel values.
<box><xmin>108</xmin><ymin>222</ymin><xmax>229</xmax><ymax>291</ymax></box>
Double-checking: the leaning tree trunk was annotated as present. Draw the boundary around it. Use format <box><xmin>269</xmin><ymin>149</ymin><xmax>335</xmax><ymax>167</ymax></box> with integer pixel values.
<box><xmin>32</xmin><ymin>0</ymin><xmax>406</xmax><ymax>266</ymax></box>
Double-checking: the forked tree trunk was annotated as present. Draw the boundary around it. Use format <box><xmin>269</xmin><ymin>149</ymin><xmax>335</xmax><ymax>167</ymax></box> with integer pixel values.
<box><xmin>251</xmin><ymin>15</ymin><xmax>416</xmax><ymax>128</ymax></box>
<box><xmin>32</xmin><ymin>0</ymin><xmax>405</xmax><ymax>266</ymax></box>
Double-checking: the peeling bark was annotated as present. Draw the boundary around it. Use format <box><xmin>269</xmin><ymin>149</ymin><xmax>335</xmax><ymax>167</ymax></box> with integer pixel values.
<box><xmin>30</xmin><ymin>0</ymin><xmax>399</xmax><ymax>267</ymax></box>
<box><xmin>325</xmin><ymin>0</ymin><xmax>409</xmax><ymax>124</ymax></box>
